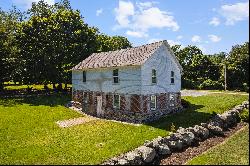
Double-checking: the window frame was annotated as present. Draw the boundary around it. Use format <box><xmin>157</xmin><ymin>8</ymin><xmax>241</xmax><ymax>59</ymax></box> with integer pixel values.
<box><xmin>152</xmin><ymin>69</ymin><xmax>157</xmax><ymax>84</ymax></box>
<box><xmin>169</xmin><ymin>94</ymin><xmax>175</xmax><ymax>101</ymax></box>
<box><xmin>83</xmin><ymin>71</ymin><xmax>86</xmax><ymax>83</ymax></box>
<box><xmin>113</xmin><ymin>94</ymin><xmax>120</xmax><ymax>109</ymax></box>
<box><xmin>150</xmin><ymin>95</ymin><xmax>157</xmax><ymax>111</ymax></box>
<box><xmin>170</xmin><ymin>71</ymin><xmax>174</xmax><ymax>84</ymax></box>
<box><xmin>113</xmin><ymin>69</ymin><xmax>119</xmax><ymax>84</ymax></box>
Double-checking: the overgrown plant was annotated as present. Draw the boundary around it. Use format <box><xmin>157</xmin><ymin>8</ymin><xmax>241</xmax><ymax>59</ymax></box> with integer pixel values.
<box><xmin>240</xmin><ymin>109</ymin><xmax>249</xmax><ymax>122</ymax></box>
<box><xmin>170</xmin><ymin>123</ymin><xmax>176</xmax><ymax>132</ymax></box>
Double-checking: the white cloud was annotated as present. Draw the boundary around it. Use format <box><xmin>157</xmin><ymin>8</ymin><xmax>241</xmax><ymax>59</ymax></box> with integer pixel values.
<box><xmin>114</xmin><ymin>1</ymin><xmax>179</xmax><ymax>37</ymax></box>
<box><xmin>208</xmin><ymin>34</ymin><xmax>221</xmax><ymax>42</ymax></box>
<box><xmin>220</xmin><ymin>1</ymin><xmax>249</xmax><ymax>25</ymax></box>
<box><xmin>136</xmin><ymin>1</ymin><xmax>158</xmax><ymax>10</ymax></box>
<box><xmin>96</xmin><ymin>8</ymin><xmax>103</xmax><ymax>16</ymax></box>
<box><xmin>126</xmin><ymin>30</ymin><xmax>148</xmax><ymax>38</ymax></box>
<box><xmin>209</xmin><ymin>17</ymin><xmax>220</xmax><ymax>26</ymax></box>
<box><xmin>147</xmin><ymin>38</ymin><xmax>163</xmax><ymax>44</ymax></box>
<box><xmin>137</xmin><ymin>2</ymin><xmax>153</xmax><ymax>9</ymax></box>
<box><xmin>12</xmin><ymin>0</ymin><xmax>54</xmax><ymax>9</ymax></box>
<box><xmin>177</xmin><ymin>35</ymin><xmax>183</xmax><ymax>40</ymax></box>
<box><xmin>167</xmin><ymin>40</ymin><xmax>181</xmax><ymax>46</ymax></box>
<box><xmin>191</xmin><ymin>35</ymin><xmax>201</xmax><ymax>43</ymax></box>
<box><xmin>114</xmin><ymin>1</ymin><xmax>135</xmax><ymax>27</ymax></box>
<box><xmin>133</xmin><ymin>7</ymin><xmax>179</xmax><ymax>32</ymax></box>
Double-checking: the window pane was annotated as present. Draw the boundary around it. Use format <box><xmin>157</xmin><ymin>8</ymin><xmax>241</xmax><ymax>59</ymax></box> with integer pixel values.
<box><xmin>150</xmin><ymin>95</ymin><xmax>156</xmax><ymax>110</ymax></box>
<box><xmin>113</xmin><ymin>69</ymin><xmax>118</xmax><ymax>76</ymax></box>
<box><xmin>83</xmin><ymin>71</ymin><xmax>86</xmax><ymax>82</ymax></box>
<box><xmin>171</xmin><ymin>71</ymin><xmax>174</xmax><ymax>77</ymax></box>
<box><xmin>152</xmin><ymin>69</ymin><xmax>157</xmax><ymax>83</ymax></box>
<box><xmin>114</xmin><ymin>95</ymin><xmax>120</xmax><ymax>108</ymax></box>
<box><xmin>114</xmin><ymin>77</ymin><xmax>119</xmax><ymax>83</ymax></box>
<box><xmin>171</xmin><ymin>78</ymin><xmax>174</xmax><ymax>84</ymax></box>
<box><xmin>152</xmin><ymin>69</ymin><xmax>156</xmax><ymax>77</ymax></box>
<box><xmin>152</xmin><ymin>77</ymin><xmax>157</xmax><ymax>84</ymax></box>
<box><xmin>170</xmin><ymin>94</ymin><xmax>174</xmax><ymax>100</ymax></box>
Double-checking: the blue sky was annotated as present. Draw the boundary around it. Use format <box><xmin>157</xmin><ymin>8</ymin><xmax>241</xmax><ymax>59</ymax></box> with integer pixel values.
<box><xmin>0</xmin><ymin>0</ymin><xmax>249</xmax><ymax>54</ymax></box>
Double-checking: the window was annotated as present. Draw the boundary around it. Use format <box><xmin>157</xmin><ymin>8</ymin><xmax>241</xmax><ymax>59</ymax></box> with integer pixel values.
<box><xmin>169</xmin><ymin>94</ymin><xmax>174</xmax><ymax>101</ymax></box>
<box><xmin>171</xmin><ymin>71</ymin><xmax>174</xmax><ymax>84</ymax></box>
<box><xmin>83</xmin><ymin>71</ymin><xmax>86</xmax><ymax>82</ymax></box>
<box><xmin>152</xmin><ymin>69</ymin><xmax>157</xmax><ymax>84</ymax></box>
<box><xmin>113</xmin><ymin>95</ymin><xmax>120</xmax><ymax>109</ymax></box>
<box><xmin>150</xmin><ymin>95</ymin><xmax>157</xmax><ymax>110</ymax></box>
<box><xmin>113</xmin><ymin>69</ymin><xmax>119</xmax><ymax>83</ymax></box>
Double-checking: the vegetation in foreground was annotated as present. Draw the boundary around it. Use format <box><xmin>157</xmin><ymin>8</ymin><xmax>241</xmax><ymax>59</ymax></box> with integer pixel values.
<box><xmin>187</xmin><ymin>125</ymin><xmax>249</xmax><ymax>165</ymax></box>
<box><xmin>0</xmin><ymin>93</ymin><xmax>248</xmax><ymax>164</ymax></box>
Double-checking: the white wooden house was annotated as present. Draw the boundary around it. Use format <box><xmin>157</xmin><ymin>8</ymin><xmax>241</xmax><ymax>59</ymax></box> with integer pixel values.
<box><xmin>72</xmin><ymin>40</ymin><xmax>183</xmax><ymax>123</ymax></box>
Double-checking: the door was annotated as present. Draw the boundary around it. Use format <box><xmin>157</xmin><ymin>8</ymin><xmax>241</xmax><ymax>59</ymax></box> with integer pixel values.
<box><xmin>96</xmin><ymin>96</ymin><xmax>103</xmax><ymax>116</ymax></box>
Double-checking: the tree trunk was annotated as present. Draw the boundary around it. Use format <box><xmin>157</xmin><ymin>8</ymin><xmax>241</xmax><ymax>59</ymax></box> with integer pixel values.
<box><xmin>57</xmin><ymin>83</ymin><xmax>62</xmax><ymax>91</ymax></box>
<box><xmin>0</xmin><ymin>82</ymin><xmax>3</xmax><ymax>91</ymax></box>
<box><xmin>53</xmin><ymin>83</ymin><xmax>56</xmax><ymax>90</ymax></box>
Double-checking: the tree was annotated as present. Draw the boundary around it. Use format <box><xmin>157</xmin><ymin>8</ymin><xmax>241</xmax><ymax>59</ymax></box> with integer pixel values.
<box><xmin>171</xmin><ymin>45</ymin><xmax>203</xmax><ymax>89</ymax></box>
<box><xmin>227</xmin><ymin>42</ymin><xmax>249</xmax><ymax>91</ymax></box>
<box><xmin>97</xmin><ymin>34</ymin><xmax>131</xmax><ymax>52</ymax></box>
<box><xmin>15</xmin><ymin>0</ymin><xmax>132</xmax><ymax>88</ymax></box>
<box><xmin>16</xmin><ymin>0</ymin><xmax>99</xmax><ymax>87</ymax></box>
<box><xmin>0</xmin><ymin>7</ymin><xmax>23</xmax><ymax>90</ymax></box>
<box><xmin>171</xmin><ymin>45</ymin><xmax>224</xmax><ymax>89</ymax></box>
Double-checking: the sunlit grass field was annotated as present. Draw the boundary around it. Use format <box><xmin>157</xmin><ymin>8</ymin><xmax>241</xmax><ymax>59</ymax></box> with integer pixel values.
<box><xmin>187</xmin><ymin>126</ymin><xmax>249</xmax><ymax>165</ymax></box>
<box><xmin>0</xmin><ymin>93</ymin><xmax>248</xmax><ymax>164</ymax></box>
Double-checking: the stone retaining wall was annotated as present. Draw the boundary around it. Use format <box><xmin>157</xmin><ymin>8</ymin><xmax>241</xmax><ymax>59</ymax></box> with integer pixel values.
<box><xmin>102</xmin><ymin>100</ymin><xmax>249</xmax><ymax>165</ymax></box>
<box><xmin>72</xmin><ymin>90</ymin><xmax>182</xmax><ymax>123</ymax></box>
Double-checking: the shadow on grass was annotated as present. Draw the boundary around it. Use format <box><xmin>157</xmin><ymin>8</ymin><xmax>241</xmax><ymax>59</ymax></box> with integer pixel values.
<box><xmin>0</xmin><ymin>93</ymin><xmax>71</xmax><ymax>107</ymax></box>
<box><xmin>147</xmin><ymin>100</ymin><xmax>212</xmax><ymax>131</ymax></box>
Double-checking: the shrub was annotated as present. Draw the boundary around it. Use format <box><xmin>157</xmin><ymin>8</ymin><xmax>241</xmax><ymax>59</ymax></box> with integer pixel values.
<box><xmin>243</xmin><ymin>83</ymin><xmax>249</xmax><ymax>93</ymax></box>
<box><xmin>198</xmin><ymin>79</ymin><xmax>223</xmax><ymax>90</ymax></box>
<box><xmin>240</xmin><ymin>109</ymin><xmax>249</xmax><ymax>122</ymax></box>
<box><xmin>170</xmin><ymin>123</ymin><xmax>176</xmax><ymax>132</ymax></box>
<box><xmin>182</xmin><ymin>79</ymin><xmax>200</xmax><ymax>89</ymax></box>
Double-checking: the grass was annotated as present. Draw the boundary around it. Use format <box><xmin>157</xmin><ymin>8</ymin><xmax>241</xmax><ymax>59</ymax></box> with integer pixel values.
<box><xmin>0</xmin><ymin>93</ymin><xmax>248</xmax><ymax>164</ymax></box>
<box><xmin>187</xmin><ymin>125</ymin><xmax>249</xmax><ymax>165</ymax></box>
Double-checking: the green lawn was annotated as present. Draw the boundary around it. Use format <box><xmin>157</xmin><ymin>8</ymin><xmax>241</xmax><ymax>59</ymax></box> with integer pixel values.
<box><xmin>187</xmin><ymin>125</ymin><xmax>249</xmax><ymax>165</ymax></box>
<box><xmin>0</xmin><ymin>93</ymin><xmax>248</xmax><ymax>164</ymax></box>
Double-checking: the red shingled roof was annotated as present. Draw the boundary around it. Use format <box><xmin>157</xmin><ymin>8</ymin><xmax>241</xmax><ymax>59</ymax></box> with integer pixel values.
<box><xmin>72</xmin><ymin>40</ymin><xmax>182</xmax><ymax>71</ymax></box>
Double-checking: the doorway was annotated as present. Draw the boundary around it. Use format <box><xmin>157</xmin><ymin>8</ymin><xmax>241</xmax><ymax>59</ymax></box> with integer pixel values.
<box><xmin>96</xmin><ymin>96</ymin><xmax>103</xmax><ymax>116</ymax></box>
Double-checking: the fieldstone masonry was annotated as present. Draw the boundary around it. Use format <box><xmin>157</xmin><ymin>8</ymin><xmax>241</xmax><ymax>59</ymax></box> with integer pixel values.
<box><xmin>72</xmin><ymin>90</ymin><xmax>182</xmax><ymax>123</ymax></box>
<box><xmin>102</xmin><ymin>100</ymin><xmax>249</xmax><ymax>165</ymax></box>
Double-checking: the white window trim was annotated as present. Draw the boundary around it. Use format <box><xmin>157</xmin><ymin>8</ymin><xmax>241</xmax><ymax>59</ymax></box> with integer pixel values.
<box><xmin>113</xmin><ymin>69</ymin><xmax>119</xmax><ymax>84</ymax></box>
<box><xmin>150</xmin><ymin>95</ymin><xmax>157</xmax><ymax>111</ymax></box>
<box><xmin>83</xmin><ymin>71</ymin><xmax>86</xmax><ymax>83</ymax></box>
<box><xmin>152</xmin><ymin>69</ymin><xmax>157</xmax><ymax>84</ymax></box>
<box><xmin>113</xmin><ymin>94</ymin><xmax>120</xmax><ymax>109</ymax></box>
<box><xmin>170</xmin><ymin>71</ymin><xmax>175</xmax><ymax>84</ymax></box>
<box><xmin>169</xmin><ymin>94</ymin><xmax>175</xmax><ymax>101</ymax></box>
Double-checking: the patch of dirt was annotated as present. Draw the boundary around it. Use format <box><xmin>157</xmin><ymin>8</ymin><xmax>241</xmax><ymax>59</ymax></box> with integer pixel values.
<box><xmin>56</xmin><ymin>116</ymin><xmax>97</xmax><ymax>128</ymax></box>
<box><xmin>181</xmin><ymin>90</ymin><xmax>210</xmax><ymax>97</ymax></box>
<box><xmin>157</xmin><ymin>122</ymin><xmax>248</xmax><ymax>165</ymax></box>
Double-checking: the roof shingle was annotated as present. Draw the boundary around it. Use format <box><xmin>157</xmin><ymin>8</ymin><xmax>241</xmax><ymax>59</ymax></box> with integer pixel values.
<box><xmin>72</xmin><ymin>40</ymin><xmax>166</xmax><ymax>70</ymax></box>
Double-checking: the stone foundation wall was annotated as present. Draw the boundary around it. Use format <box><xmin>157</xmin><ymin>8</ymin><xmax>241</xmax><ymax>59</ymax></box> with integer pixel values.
<box><xmin>72</xmin><ymin>90</ymin><xmax>182</xmax><ymax>123</ymax></box>
<box><xmin>102</xmin><ymin>100</ymin><xmax>249</xmax><ymax>165</ymax></box>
